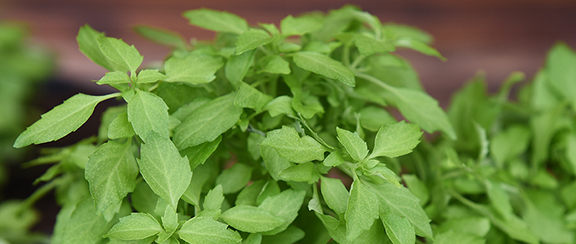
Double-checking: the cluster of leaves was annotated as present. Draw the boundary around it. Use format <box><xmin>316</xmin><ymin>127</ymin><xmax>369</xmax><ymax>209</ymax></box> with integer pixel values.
<box><xmin>0</xmin><ymin>22</ymin><xmax>53</xmax><ymax>243</ymax></box>
<box><xmin>397</xmin><ymin>44</ymin><xmax>576</xmax><ymax>243</ymax></box>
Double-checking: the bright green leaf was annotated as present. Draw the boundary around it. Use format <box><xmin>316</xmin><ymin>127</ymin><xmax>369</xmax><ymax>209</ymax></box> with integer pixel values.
<box><xmin>105</xmin><ymin>213</ymin><xmax>163</xmax><ymax>240</ymax></box>
<box><xmin>320</xmin><ymin>176</ymin><xmax>349</xmax><ymax>215</ymax></box>
<box><xmin>77</xmin><ymin>25</ymin><xmax>116</xmax><ymax>71</ymax></box>
<box><xmin>215</xmin><ymin>163</ymin><xmax>252</xmax><ymax>194</ymax></box>
<box><xmin>127</xmin><ymin>89</ymin><xmax>169</xmax><ymax>142</ymax></box>
<box><xmin>180</xmin><ymin>136</ymin><xmax>222</xmax><ymax>170</ymax></box>
<box><xmin>345</xmin><ymin>179</ymin><xmax>379</xmax><ymax>241</ymax></box>
<box><xmin>134</xmin><ymin>25</ymin><xmax>187</xmax><ymax>49</ymax></box>
<box><xmin>293</xmin><ymin>51</ymin><xmax>355</xmax><ymax>86</ymax></box>
<box><xmin>395</xmin><ymin>38</ymin><xmax>445</xmax><ymax>61</ymax></box>
<box><xmin>98</xmin><ymin>36</ymin><xmax>143</xmax><ymax>73</ymax></box>
<box><xmin>234</xmin><ymin>82</ymin><xmax>273</xmax><ymax>112</ymax></box>
<box><xmin>107</xmin><ymin>112</ymin><xmax>135</xmax><ymax>139</ymax></box>
<box><xmin>96</xmin><ymin>71</ymin><xmax>130</xmax><ymax>85</ymax></box>
<box><xmin>381</xmin><ymin>213</ymin><xmax>415</xmax><ymax>244</ymax></box>
<box><xmin>371</xmin><ymin>121</ymin><xmax>422</xmax><ymax>158</ymax></box>
<box><xmin>220</xmin><ymin>205</ymin><xmax>284</xmax><ymax>233</ymax></box>
<box><xmin>236</xmin><ymin>28</ymin><xmax>273</xmax><ymax>55</ymax></box>
<box><xmin>137</xmin><ymin>69</ymin><xmax>166</xmax><ymax>84</ymax></box>
<box><xmin>260</xmin><ymin>126</ymin><xmax>326</xmax><ymax>164</ymax></box>
<box><xmin>279</xmin><ymin>162</ymin><xmax>319</xmax><ymax>183</ymax></box>
<box><xmin>62</xmin><ymin>198</ymin><xmax>108</xmax><ymax>244</ymax></box>
<box><xmin>178</xmin><ymin>217</ymin><xmax>242</xmax><ymax>244</ymax></box>
<box><xmin>183</xmin><ymin>9</ymin><xmax>248</xmax><ymax>34</ymax></box>
<box><xmin>225</xmin><ymin>49</ymin><xmax>255</xmax><ymax>87</ymax></box>
<box><xmin>280</xmin><ymin>15</ymin><xmax>323</xmax><ymax>36</ymax></box>
<box><xmin>336</xmin><ymin>127</ymin><xmax>368</xmax><ymax>161</ymax></box>
<box><xmin>259</xmin><ymin>55</ymin><xmax>291</xmax><ymax>75</ymax></box>
<box><xmin>164</xmin><ymin>51</ymin><xmax>224</xmax><ymax>84</ymax></box>
<box><xmin>258</xmin><ymin>189</ymin><xmax>306</xmax><ymax>235</ymax></box>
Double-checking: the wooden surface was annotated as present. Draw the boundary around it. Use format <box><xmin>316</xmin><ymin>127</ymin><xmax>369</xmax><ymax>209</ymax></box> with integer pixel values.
<box><xmin>2</xmin><ymin>0</ymin><xmax>576</xmax><ymax>104</ymax></box>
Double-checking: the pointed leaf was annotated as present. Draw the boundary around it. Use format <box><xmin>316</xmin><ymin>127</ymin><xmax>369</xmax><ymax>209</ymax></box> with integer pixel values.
<box><xmin>178</xmin><ymin>217</ymin><xmax>242</xmax><ymax>244</ymax></box>
<box><xmin>127</xmin><ymin>89</ymin><xmax>169</xmax><ymax>142</ymax></box>
<box><xmin>395</xmin><ymin>38</ymin><xmax>445</xmax><ymax>61</ymax></box>
<box><xmin>381</xmin><ymin>213</ymin><xmax>415</xmax><ymax>244</ymax></box>
<box><xmin>183</xmin><ymin>9</ymin><xmax>248</xmax><ymax>34</ymax></box>
<box><xmin>336</xmin><ymin>127</ymin><xmax>368</xmax><ymax>161</ymax></box>
<box><xmin>220</xmin><ymin>205</ymin><xmax>284</xmax><ymax>233</ymax></box>
<box><xmin>234</xmin><ymin>82</ymin><xmax>273</xmax><ymax>112</ymax></box>
<box><xmin>62</xmin><ymin>198</ymin><xmax>108</xmax><ymax>244</ymax></box>
<box><xmin>320</xmin><ymin>176</ymin><xmax>349</xmax><ymax>215</ymax></box>
<box><xmin>225</xmin><ymin>49</ymin><xmax>255</xmax><ymax>87</ymax></box>
<box><xmin>236</xmin><ymin>28</ymin><xmax>273</xmax><ymax>54</ymax></box>
<box><xmin>345</xmin><ymin>180</ymin><xmax>379</xmax><ymax>241</ymax></box>
<box><xmin>371</xmin><ymin>121</ymin><xmax>422</xmax><ymax>158</ymax></box>
<box><xmin>280</xmin><ymin>15</ymin><xmax>323</xmax><ymax>36</ymax></box>
<box><xmin>260</xmin><ymin>126</ymin><xmax>326</xmax><ymax>164</ymax></box>
<box><xmin>179</xmin><ymin>136</ymin><xmax>222</xmax><ymax>170</ymax></box>
<box><xmin>259</xmin><ymin>55</ymin><xmax>291</xmax><ymax>74</ymax></box>
<box><xmin>14</xmin><ymin>93</ymin><xmax>117</xmax><ymax>148</ymax></box>
<box><xmin>107</xmin><ymin>112</ymin><xmax>135</xmax><ymax>139</ymax></box>
<box><xmin>96</xmin><ymin>71</ymin><xmax>130</xmax><ymax>85</ymax></box>
<box><xmin>258</xmin><ymin>189</ymin><xmax>306</xmax><ymax>235</ymax></box>
<box><xmin>165</xmin><ymin>52</ymin><xmax>224</xmax><ymax>84</ymax></box>
<box><xmin>293</xmin><ymin>51</ymin><xmax>355</xmax><ymax>86</ymax></box>
<box><xmin>215</xmin><ymin>163</ymin><xmax>252</xmax><ymax>194</ymax></box>
<box><xmin>105</xmin><ymin>213</ymin><xmax>163</xmax><ymax>240</ymax></box>
<box><xmin>134</xmin><ymin>25</ymin><xmax>187</xmax><ymax>48</ymax></box>
<box><xmin>77</xmin><ymin>25</ymin><xmax>115</xmax><ymax>71</ymax></box>
<box><xmin>137</xmin><ymin>69</ymin><xmax>167</xmax><ymax>83</ymax></box>
<box><xmin>98</xmin><ymin>36</ymin><xmax>143</xmax><ymax>72</ymax></box>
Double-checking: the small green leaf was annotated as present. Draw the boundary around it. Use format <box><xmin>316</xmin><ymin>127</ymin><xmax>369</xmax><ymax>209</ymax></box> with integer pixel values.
<box><xmin>107</xmin><ymin>112</ymin><xmax>135</xmax><ymax>139</ymax></box>
<box><xmin>355</xmin><ymin>34</ymin><xmax>395</xmax><ymax>56</ymax></box>
<box><xmin>371</xmin><ymin>121</ymin><xmax>422</xmax><ymax>158</ymax></box>
<box><xmin>437</xmin><ymin>217</ymin><xmax>490</xmax><ymax>237</ymax></box>
<box><xmin>215</xmin><ymin>163</ymin><xmax>252</xmax><ymax>194</ymax></box>
<box><xmin>359</xmin><ymin>106</ymin><xmax>397</xmax><ymax>132</ymax></box>
<box><xmin>96</xmin><ymin>71</ymin><xmax>130</xmax><ymax>85</ymax></box>
<box><xmin>165</xmin><ymin>51</ymin><xmax>224</xmax><ymax>84</ymax></box>
<box><xmin>203</xmin><ymin>185</ymin><xmax>224</xmax><ymax>211</ymax></box>
<box><xmin>234</xmin><ymin>82</ymin><xmax>273</xmax><ymax>112</ymax></box>
<box><xmin>220</xmin><ymin>205</ymin><xmax>284</xmax><ymax>233</ymax></box>
<box><xmin>85</xmin><ymin>140</ymin><xmax>138</xmax><ymax>214</ymax></box>
<box><xmin>138</xmin><ymin>133</ymin><xmax>192</xmax><ymax>210</ymax></box>
<box><xmin>401</xmin><ymin>174</ymin><xmax>429</xmax><ymax>206</ymax></box>
<box><xmin>260</xmin><ymin>126</ymin><xmax>326</xmax><ymax>164</ymax></box>
<box><xmin>137</xmin><ymin>69</ymin><xmax>166</xmax><ymax>84</ymax></box>
<box><xmin>179</xmin><ymin>136</ymin><xmax>222</xmax><ymax>170</ymax></box>
<box><xmin>394</xmin><ymin>38</ymin><xmax>445</xmax><ymax>61</ymax></box>
<box><xmin>235</xmin><ymin>28</ymin><xmax>273</xmax><ymax>54</ymax></box>
<box><xmin>258</xmin><ymin>189</ymin><xmax>306</xmax><ymax>235</ymax></box>
<box><xmin>259</xmin><ymin>55</ymin><xmax>291</xmax><ymax>75</ymax></box>
<box><xmin>279</xmin><ymin>162</ymin><xmax>319</xmax><ymax>183</ymax></box>
<box><xmin>434</xmin><ymin>230</ymin><xmax>484</xmax><ymax>244</ymax></box>
<box><xmin>173</xmin><ymin>93</ymin><xmax>242</xmax><ymax>149</ymax></box>
<box><xmin>134</xmin><ymin>25</ymin><xmax>187</xmax><ymax>49</ymax></box>
<box><xmin>280</xmin><ymin>15</ymin><xmax>323</xmax><ymax>36</ymax></box>
<box><xmin>546</xmin><ymin>42</ymin><xmax>576</xmax><ymax>108</ymax></box>
<box><xmin>127</xmin><ymin>89</ymin><xmax>169</xmax><ymax>142</ymax></box>
<box><xmin>261</xmin><ymin>225</ymin><xmax>306</xmax><ymax>244</ymax></box>
<box><xmin>260</xmin><ymin>146</ymin><xmax>292</xmax><ymax>181</ymax></box>
<box><xmin>320</xmin><ymin>176</ymin><xmax>349</xmax><ymax>215</ymax></box>
<box><xmin>62</xmin><ymin>198</ymin><xmax>108</xmax><ymax>244</ymax></box>
<box><xmin>77</xmin><ymin>25</ymin><xmax>116</xmax><ymax>71</ymax></box>
<box><xmin>345</xmin><ymin>179</ymin><xmax>379</xmax><ymax>241</ymax></box>
<box><xmin>293</xmin><ymin>51</ymin><xmax>355</xmax><ymax>86</ymax></box>
<box><xmin>490</xmin><ymin>126</ymin><xmax>530</xmax><ymax>166</ymax></box>
<box><xmin>105</xmin><ymin>213</ymin><xmax>163</xmax><ymax>240</ymax></box>
<box><xmin>323</xmin><ymin>151</ymin><xmax>344</xmax><ymax>167</ymax></box>
<box><xmin>178</xmin><ymin>217</ymin><xmax>242</xmax><ymax>244</ymax></box>
<box><xmin>263</xmin><ymin>96</ymin><xmax>295</xmax><ymax>117</ymax></box>
<box><xmin>381</xmin><ymin>213</ymin><xmax>416</xmax><ymax>244</ymax></box>
<box><xmin>367</xmin><ymin>165</ymin><xmax>401</xmax><ymax>187</ymax></box>
<box><xmin>14</xmin><ymin>93</ymin><xmax>118</xmax><ymax>148</ymax></box>
<box><xmin>98</xmin><ymin>36</ymin><xmax>143</xmax><ymax>72</ymax></box>
<box><xmin>485</xmin><ymin>180</ymin><xmax>513</xmax><ymax>220</ymax></box>
<box><xmin>225</xmin><ymin>49</ymin><xmax>256</xmax><ymax>87</ymax></box>
<box><xmin>183</xmin><ymin>8</ymin><xmax>248</xmax><ymax>34</ymax></box>
<box><xmin>336</xmin><ymin>127</ymin><xmax>368</xmax><ymax>161</ymax></box>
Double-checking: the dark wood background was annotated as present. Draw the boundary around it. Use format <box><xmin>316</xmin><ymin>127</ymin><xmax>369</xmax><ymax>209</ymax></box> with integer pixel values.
<box><xmin>3</xmin><ymin>0</ymin><xmax>576</xmax><ymax>104</ymax></box>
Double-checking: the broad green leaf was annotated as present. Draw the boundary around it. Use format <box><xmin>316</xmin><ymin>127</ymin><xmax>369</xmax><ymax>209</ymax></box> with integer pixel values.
<box><xmin>138</xmin><ymin>133</ymin><xmax>192</xmax><ymax>210</ymax></box>
<box><xmin>225</xmin><ymin>49</ymin><xmax>255</xmax><ymax>87</ymax></box>
<box><xmin>370</xmin><ymin>121</ymin><xmax>422</xmax><ymax>158</ymax></box>
<box><xmin>203</xmin><ymin>185</ymin><xmax>224</xmax><ymax>211</ymax></box>
<box><xmin>131</xmin><ymin>181</ymin><xmax>159</xmax><ymax>215</ymax></box>
<box><xmin>62</xmin><ymin>198</ymin><xmax>108</xmax><ymax>244</ymax></box>
<box><xmin>279</xmin><ymin>162</ymin><xmax>320</xmax><ymax>183</ymax></box>
<box><xmin>323</xmin><ymin>150</ymin><xmax>344</xmax><ymax>167</ymax></box>
<box><xmin>107</xmin><ymin>112</ymin><xmax>135</xmax><ymax>139</ymax></box>
<box><xmin>127</xmin><ymin>89</ymin><xmax>169</xmax><ymax>142</ymax></box>
<box><xmin>183</xmin><ymin>8</ymin><xmax>248</xmax><ymax>34</ymax></box>
<box><xmin>259</xmin><ymin>55</ymin><xmax>291</xmax><ymax>74</ymax></box>
<box><xmin>345</xmin><ymin>180</ymin><xmax>379</xmax><ymax>241</ymax></box>
<box><xmin>220</xmin><ymin>205</ymin><xmax>284</xmax><ymax>233</ymax></box>
<box><xmin>381</xmin><ymin>24</ymin><xmax>433</xmax><ymax>44</ymax></box>
<box><xmin>381</xmin><ymin>213</ymin><xmax>415</xmax><ymax>244</ymax></box>
<box><xmin>164</xmin><ymin>51</ymin><xmax>224</xmax><ymax>84</ymax></box>
<box><xmin>180</xmin><ymin>136</ymin><xmax>222</xmax><ymax>170</ymax></box>
<box><xmin>293</xmin><ymin>51</ymin><xmax>355</xmax><ymax>86</ymax></box>
<box><xmin>366</xmin><ymin>165</ymin><xmax>401</xmax><ymax>187</ymax></box>
<box><xmin>133</xmin><ymin>25</ymin><xmax>187</xmax><ymax>48</ymax></box>
<box><xmin>261</xmin><ymin>225</ymin><xmax>305</xmax><ymax>244</ymax></box>
<box><xmin>258</xmin><ymin>189</ymin><xmax>306</xmax><ymax>235</ymax></box>
<box><xmin>263</xmin><ymin>96</ymin><xmax>295</xmax><ymax>117</ymax></box>
<box><xmin>234</xmin><ymin>82</ymin><xmax>273</xmax><ymax>112</ymax></box>
<box><xmin>401</xmin><ymin>174</ymin><xmax>429</xmax><ymax>206</ymax></box>
<box><xmin>387</xmin><ymin>87</ymin><xmax>456</xmax><ymax>139</ymax></box>
<box><xmin>243</xmin><ymin>234</ymin><xmax>262</xmax><ymax>244</ymax></box>
<box><xmin>359</xmin><ymin>106</ymin><xmax>397</xmax><ymax>131</ymax></box>
<box><xmin>485</xmin><ymin>180</ymin><xmax>513</xmax><ymax>220</ymax></box>
<box><xmin>260</xmin><ymin>146</ymin><xmax>292</xmax><ymax>181</ymax></box>
<box><xmin>178</xmin><ymin>217</ymin><xmax>242</xmax><ymax>244</ymax></box>
<box><xmin>547</xmin><ymin>42</ymin><xmax>576</xmax><ymax>108</ymax></box>
<box><xmin>173</xmin><ymin>93</ymin><xmax>242</xmax><ymax>149</ymax></box>
<box><xmin>366</xmin><ymin>181</ymin><xmax>433</xmax><ymax>239</ymax></box>
<box><xmin>105</xmin><ymin>213</ymin><xmax>163</xmax><ymax>240</ymax></box>
<box><xmin>14</xmin><ymin>93</ymin><xmax>118</xmax><ymax>148</ymax></box>
<box><xmin>155</xmin><ymin>82</ymin><xmax>210</xmax><ymax>114</ymax></box>
<box><xmin>437</xmin><ymin>217</ymin><xmax>490</xmax><ymax>237</ymax></box>
<box><xmin>181</xmin><ymin>162</ymin><xmax>216</xmax><ymax>208</ymax></box>
<box><xmin>490</xmin><ymin>126</ymin><xmax>530</xmax><ymax>166</ymax></box>
<box><xmin>523</xmin><ymin>190</ymin><xmax>574</xmax><ymax>243</ymax></box>
<box><xmin>96</xmin><ymin>71</ymin><xmax>130</xmax><ymax>85</ymax></box>
<box><xmin>235</xmin><ymin>28</ymin><xmax>273</xmax><ymax>54</ymax></box>
<box><xmin>336</xmin><ymin>127</ymin><xmax>368</xmax><ymax>161</ymax></box>
<box><xmin>137</xmin><ymin>69</ymin><xmax>166</xmax><ymax>84</ymax></box>
<box><xmin>171</xmin><ymin>97</ymin><xmax>211</xmax><ymax>121</ymax></box>
<box><xmin>394</xmin><ymin>38</ymin><xmax>445</xmax><ymax>61</ymax></box>
<box><xmin>280</xmin><ymin>15</ymin><xmax>323</xmax><ymax>36</ymax></box>
<box><xmin>355</xmin><ymin>34</ymin><xmax>395</xmax><ymax>56</ymax></box>
<box><xmin>215</xmin><ymin>163</ymin><xmax>252</xmax><ymax>194</ymax></box>
<box><xmin>260</xmin><ymin>126</ymin><xmax>326</xmax><ymax>163</ymax></box>
<box><xmin>434</xmin><ymin>230</ymin><xmax>484</xmax><ymax>244</ymax></box>
<box><xmin>85</xmin><ymin>140</ymin><xmax>138</xmax><ymax>214</ymax></box>
<box><xmin>236</xmin><ymin>180</ymin><xmax>266</xmax><ymax>206</ymax></box>
<box><xmin>98</xmin><ymin>36</ymin><xmax>143</xmax><ymax>73</ymax></box>
<box><xmin>77</xmin><ymin>24</ymin><xmax>115</xmax><ymax>71</ymax></box>
<box><xmin>320</xmin><ymin>176</ymin><xmax>349</xmax><ymax>215</ymax></box>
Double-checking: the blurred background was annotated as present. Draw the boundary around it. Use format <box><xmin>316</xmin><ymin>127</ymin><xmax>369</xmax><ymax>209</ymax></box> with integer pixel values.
<box><xmin>1</xmin><ymin>0</ymin><xmax>576</xmax><ymax>237</ymax></box>
<box><xmin>2</xmin><ymin>0</ymin><xmax>576</xmax><ymax>103</ymax></box>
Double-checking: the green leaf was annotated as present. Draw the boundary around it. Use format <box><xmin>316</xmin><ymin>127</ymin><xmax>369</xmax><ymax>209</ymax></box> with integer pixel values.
<box><xmin>203</xmin><ymin>185</ymin><xmax>224</xmax><ymax>211</ymax></box>
<box><xmin>259</xmin><ymin>55</ymin><xmax>291</xmax><ymax>75</ymax></box>
<box><xmin>220</xmin><ymin>205</ymin><xmax>284</xmax><ymax>233</ymax></box>
<box><xmin>401</xmin><ymin>174</ymin><xmax>429</xmax><ymax>206</ymax></box>
<box><xmin>485</xmin><ymin>180</ymin><xmax>513</xmax><ymax>220</ymax></box>
<box><xmin>236</xmin><ymin>28</ymin><xmax>273</xmax><ymax>54</ymax></box>
<box><xmin>280</xmin><ymin>15</ymin><xmax>323</xmax><ymax>36</ymax></box>
<box><xmin>137</xmin><ymin>69</ymin><xmax>167</xmax><ymax>84</ymax></box>
<box><xmin>108</xmin><ymin>112</ymin><xmax>135</xmax><ymax>139</ymax></box>
<box><xmin>173</xmin><ymin>93</ymin><xmax>243</xmax><ymax>149</ymax></box>
<box><xmin>133</xmin><ymin>25</ymin><xmax>187</xmax><ymax>49</ymax></box>
<box><xmin>565</xmin><ymin>134</ymin><xmax>576</xmax><ymax>175</ymax></box>
<box><xmin>164</xmin><ymin>51</ymin><xmax>224</xmax><ymax>84</ymax></box>
<box><xmin>434</xmin><ymin>230</ymin><xmax>484</xmax><ymax>244</ymax></box>
<box><xmin>180</xmin><ymin>136</ymin><xmax>222</xmax><ymax>170</ymax></box>
<box><xmin>127</xmin><ymin>89</ymin><xmax>169</xmax><ymax>142</ymax></box>
<box><xmin>370</xmin><ymin>121</ymin><xmax>422</xmax><ymax>158</ymax></box>
<box><xmin>258</xmin><ymin>189</ymin><xmax>306</xmax><ymax>235</ymax></box>
<box><xmin>388</xmin><ymin>87</ymin><xmax>456</xmax><ymax>140</ymax></box>
<box><xmin>279</xmin><ymin>162</ymin><xmax>320</xmax><ymax>183</ymax></box>
<box><xmin>138</xmin><ymin>133</ymin><xmax>192</xmax><ymax>210</ymax></box>
<box><xmin>260</xmin><ymin>126</ymin><xmax>326</xmax><ymax>164</ymax></box>
<box><xmin>14</xmin><ymin>93</ymin><xmax>118</xmax><ymax>148</ymax></box>
<box><xmin>96</xmin><ymin>71</ymin><xmax>130</xmax><ymax>85</ymax></box>
<box><xmin>293</xmin><ymin>51</ymin><xmax>355</xmax><ymax>86</ymax></box>
<box><xmin>225</xmin><ymin>49</ymin><xmax>256</xmax><ymax>87</ymax></box>
<box><xmin>85</xmin><ymin>140</ymin><xmax>138</xmax><ymax>214</ymax></box>
<box><xmin>183</xmin><ymin>8</ymin><xmax>248</xmax><ymax>34</ymax></box>
<box><xmin>323</xmin><ymin>151</ymin><xmax>344</xmax><ymax>167</ymax></box>
<box><xmin>366</xmin><ymin>181</ymin><xmax>433</xmax><ymax>239</ymax></box>
<box><xmin>366</xmin><ymin>165</ymin><xmax>401</xmax><ymax>187</ymax></box>
<box><xmin>355</xmin><ymin>34</ymin><xmax>395</xmax><ymax>56</ymax></box>
<box><xmin>546</xmin><ymin>42</ymin><xmax>576</xmax><ymax>107</ymax></box>
<box><xmin>437</xmin><ymin>217</ymin><xmax>490</xmax><ymax>237</ymax></box>
<box><xmin>394</xmin><ymin>38</ymin><xmax>445</xmax><ymax>61</ymax></box>
<box><xmin>263</xmin><ymin>96</ymin><xmax>295</xmax><ymax>117</ymax></box>
<box><xmin>261</xmin><ymin>225</ymin><xmax>305</xmax><ymax>244</ymax></box>
<box><xmin>243</xmin><ymin>234</ymin><xmax>262</xmax><ymax>244</ymax></box>
<box><xmin>178</xmin><ymin>217</ymin><xmax>242</xmax><ymax>244</ymax></box>
<box><xmin>98</xmin><ymin>36</ymin><xmax>143</xmax><ymax>73</ymax></box>
<box><xmin>382</xmin><ymin>24</ymin><xmax>433</xmax><ymax>44</ymax></box>
<box><xmin>320</xmin><ymin>176</ymin><xmax>349</xmax><ymax>215</ymax></box>
<box><xmin>234</xmin><ymin>82</ymin><xmax>273</xmax><ymax>112</ymax></box>
<box><xmin>336</xmin><ymin>127</ymin><xmax>368</xmax><ymax>161</ymax></box>
<box><xmin>215</xmin><ymin>163</ymin><xmax>252</xmax><ymax>194</ymax></box>
<box><xmin>345</xmin><ymin>179</ymin><xmax>379</xmax><ymax>241</ymax></box>
<box><xmin>62</xmin><ymin>198</ymin><xmax>108</xmax><ymax>244</ymax></box>
<box><xmin>490</xmin><ymin>126</ymin><xmax>530</xmax><ymax>166</ymax></box>
<box><xmin>105</xmin><ymin>213</ymin><xmax>163</xmax><ymax>240</ymax></box>
<box><xmin>381</xmin><ymin>213</ymin><xmax>415</xmax><ymax>244</ymax></box>
<box><xmin>359</xmin><ymin>106</ymin><xmax>397</xmax><ymax>132</ymax></box>
<box><xmin>260</xmin><ymin>146</ymin><xmax>292</xmax><ymax>181</ymax></box>
<box><xmin>77</xmin><ymin>24</ymin><xmax>116</xmax><ymax>71</ymax></box>
<box><xmin>523</xmin><ymin>190</ymin><xmax>574</xmax><ymax>243</ymax></box>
